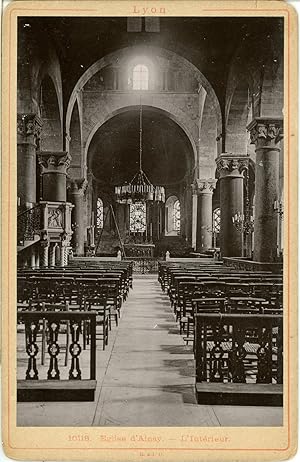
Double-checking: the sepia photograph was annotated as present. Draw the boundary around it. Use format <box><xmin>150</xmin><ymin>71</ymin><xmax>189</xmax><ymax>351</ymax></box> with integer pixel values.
<box><xmin>2</xmin><ymin>1</ymin><xmax>297</xmax><ymax>460</ymax></box>
<box><xmin>15</xmin><ymin>13</ymin><xmax>285</xmax><ymax>428</ymax></box>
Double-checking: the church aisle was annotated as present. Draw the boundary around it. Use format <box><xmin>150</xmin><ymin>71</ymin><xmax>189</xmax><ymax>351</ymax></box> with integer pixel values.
<box><xmin>92</xmin><ymin>275</ymin><xmax>218</xmax><ymax>426</ymax></box>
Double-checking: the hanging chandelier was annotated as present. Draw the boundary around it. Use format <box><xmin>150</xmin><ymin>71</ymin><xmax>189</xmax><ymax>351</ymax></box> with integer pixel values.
<box><xmin>114</xmin><ymin>101</ymin><xmax>165</xmax><ymax>204</ymax></box>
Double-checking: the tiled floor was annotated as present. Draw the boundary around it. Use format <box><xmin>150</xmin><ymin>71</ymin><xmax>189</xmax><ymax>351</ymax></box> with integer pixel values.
<box><xmin>17</xmin><ymin>275</ymin><xmax>283</xmax><ymax>427</ymax></box>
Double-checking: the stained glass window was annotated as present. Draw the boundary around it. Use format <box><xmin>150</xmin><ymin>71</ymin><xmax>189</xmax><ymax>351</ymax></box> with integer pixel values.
<box><xmin>173</xmin><ymin>200</ymin><xmax>180</xmax><ymax>234</ymax></box>
<box><xmin>213</xmin><ymin>207</ymin><xmax>220</xmax><ymax>233</ymax></box>
<box><xmin>130</xmin><ymin>201</ymin><xmax>146</xmax><ymax>232</ymax></box>
<box><xmin>96</xmin><ymin>198</ymin><xmax>103</xmax><ymax>230</ymax></box>
<box><xmin>132</xmin><ymin>64</ymin><xmax>149</xmax><ymax>90</ymax></box>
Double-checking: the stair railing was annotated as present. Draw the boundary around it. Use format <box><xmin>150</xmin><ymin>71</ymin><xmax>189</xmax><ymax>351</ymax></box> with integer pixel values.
<box><xmin>17</xmin><ymin>204</ymin><xmax>41</xmax><ymax>246</ymax></box>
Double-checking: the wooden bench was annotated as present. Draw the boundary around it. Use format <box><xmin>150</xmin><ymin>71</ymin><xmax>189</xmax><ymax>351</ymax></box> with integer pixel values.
<box><xmin>194</xmin><ymin>312</ymin><xmax>283</xmax><ymax>406</ymax></box>
<box><xmin>17</xmin><ymin>311</ymin><xmax>97</xmax><ymax>402</ymax></box>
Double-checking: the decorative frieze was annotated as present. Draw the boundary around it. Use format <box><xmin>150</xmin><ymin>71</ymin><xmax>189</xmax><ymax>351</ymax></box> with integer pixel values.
<box><xmin>39</xmin><ymin>201</ymin><xmax>74</xmax><ymax>239</ymax></box>
<box><xmin>38</xmin><ymin>151</ymin><xmax>72</xmax><ymax>174</ymax></box>
<box><xmin>247</xmin><ymin>117</ymin><xmax>283</xmax><ymax>146</ymax></box>
<box><xmin>48</xmin><ymin>207</ymin><xmax>63</xmax><ymax>229</ymax></box>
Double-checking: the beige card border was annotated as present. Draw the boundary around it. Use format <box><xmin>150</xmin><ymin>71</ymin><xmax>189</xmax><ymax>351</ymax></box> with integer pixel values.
<box><xmin>2</xmin><ymin>1</ymin><xmax>298</xmax><ymax>461</ymax></box>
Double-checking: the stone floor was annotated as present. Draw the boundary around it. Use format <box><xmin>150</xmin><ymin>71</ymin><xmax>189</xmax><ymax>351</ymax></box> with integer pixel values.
<box><xmin>17</xmin><ymin>275</ymin><xmax>283</xmax><ymax>427</ymax></box>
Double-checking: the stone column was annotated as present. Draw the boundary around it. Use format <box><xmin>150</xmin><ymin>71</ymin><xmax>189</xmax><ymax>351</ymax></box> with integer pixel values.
<box><xmin>40</xmin><ymin>232</ymin><xmax>50</xmax><ymax>268</ymax></box>
<box><xmin>153</xmin><ymin>203</ymin><xmax>161</xmax><ymax>242</ymax></box>
<box><xmin>115</xmin><ymin>203</ymin><xmax>126</xmax><ymax>238</ymax></box>
<box><xmin>60</xmin><ymin>232</ymin><xmax>71</xmax><ymax>267</ymax></box>
<box><xmin>69</xmin><ymin>179</ymin><xmax>88</xmax><ymax>256</ymax></box>
<box><xmin>216</xmin><ymin>155</ymin><xmax>249</xmax><ymax>257</ymax></box>
<box><xmin>17</xmin><ymin>114</ymin><xmax>42</xmax><ymax>207</ymax></box>
<box><xmin>38</xmin><ymin>151</ymin><xmax>72</xmax><ymax>202</ymax></box>
<box><xmin>194</xmin><ymin>179</ymin><xmax>216</xmax><ymax>252</ymax></box>
<box><xmin>161</xmin><ymin>203</ymin><xmax>166</xmax><ymax>238</ymax></box>
<box><xmin>191</xmin><ymin>188</ymin><xmax>198</xmax><ymax>250</ymax></box>
<box><xmin>184</xmin><ymin>186</ymin><xmax>193</xmax><ymax>245</ymax></box>
<box><xmin>49</xmin><ymin>243</ymin><xmax>57</xmax><ymax>267</ymax></box>
<box><xmin>151</xmin><ymin>203</ymin><xmax>156</xmax><ymax>241</ymax></box>
<box><xmin>247</xmin><ymin>117</ymin><xmax>283</xmax><ymax>262</ymax></box>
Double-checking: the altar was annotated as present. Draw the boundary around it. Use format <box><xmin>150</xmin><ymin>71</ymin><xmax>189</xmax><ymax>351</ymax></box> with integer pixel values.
<box><xmin>124</xmin><ymin>243</ymin><xmax>155</xmax><ymax>258</ymax></box>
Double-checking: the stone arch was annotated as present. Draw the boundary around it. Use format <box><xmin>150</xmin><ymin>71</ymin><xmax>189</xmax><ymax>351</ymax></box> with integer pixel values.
<box><xmin>33</xmin><ymin>40</ymin><xmax>63</xmax><ymax>126</ymax></box>
<box><xmin>84</xmin><ymin>105</ymin><xmax>197</xmax><ymax>177</ymax></box>
<box><xmin>66</xmin><ymin>46</ymin><xmax>222</xmax><ymax>178</ymax></box>
<box><xmin>66</xmin><ymin>46</ymin><xmax>221</xmax><ymax>129</ymax></box>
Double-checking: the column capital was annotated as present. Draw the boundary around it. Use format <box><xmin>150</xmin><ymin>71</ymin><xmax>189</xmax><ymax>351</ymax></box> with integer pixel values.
<box><xmin>192</xmin><ymin>178</ymin><xmax>216</xmax><ymax>195</ymax></box>
<box><xmin>216</xmin><ymin>154</ymin><xmax>249</xmax><ymax>178</ymax></box>
<box><xmin>247</xmin><ymin>117</ymin><xmax>283</xmax><ymax>147</ymax></box>
<box><xmin>69</xmin><ymin>178</ymin><xmax>88</xmax><ymax>196</ymax></box>
<box><xmin>17</xmin><ymin>113</ymin><xmax>43</xmax><ymax>144</ymax></box>
<box><xmin>38</xmin><ymin>151</ymin><xmax>72</xmax><ymax>174</ymax></box>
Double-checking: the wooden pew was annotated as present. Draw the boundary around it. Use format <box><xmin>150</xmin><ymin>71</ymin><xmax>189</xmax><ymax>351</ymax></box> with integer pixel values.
<box><xmin>17</xmin><ymin>311</ymin><xmax>97</xmax><ymax>401</ymax></box>
<box><xmin>194</xmin><ymin>312</ymin><xmax>283</xmax><ymax>406</ymax></box>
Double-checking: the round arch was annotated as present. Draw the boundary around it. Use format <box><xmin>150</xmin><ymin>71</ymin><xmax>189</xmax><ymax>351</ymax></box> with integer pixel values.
<box><xmin>84</xmin><ymin>104</ymin><xmax>197</xmax><ymax>178</ymax></box>
<box><xmin>66</xmin><ymin>46</ymin><xmax>222</xmax><ymax>148</ymax></box>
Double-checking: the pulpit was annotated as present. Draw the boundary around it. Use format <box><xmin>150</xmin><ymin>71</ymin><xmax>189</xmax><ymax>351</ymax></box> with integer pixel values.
<box><xmin>39</xmin><ymin>201</ymin><xmax>74</xmax><ymax>266</ymax></box>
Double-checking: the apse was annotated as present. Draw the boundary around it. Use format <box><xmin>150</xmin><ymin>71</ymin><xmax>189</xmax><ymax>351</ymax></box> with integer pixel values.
<box><xmin>87</xmin><ymin>107</ymin><xmax>194</xmax><ymax>187</ymax></box>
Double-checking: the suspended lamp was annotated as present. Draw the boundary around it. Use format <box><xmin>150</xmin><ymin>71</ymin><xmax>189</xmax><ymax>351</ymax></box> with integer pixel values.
<box><xmin>114</xmin><ymin>100</ymin><xmax>165</xmax><ymax>204</ymax></box>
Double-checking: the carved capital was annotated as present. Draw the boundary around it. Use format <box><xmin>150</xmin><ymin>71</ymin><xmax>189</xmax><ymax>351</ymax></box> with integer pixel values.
<box><xmin>247</xmin><ymin>117</ymin><xmax>283</xmax><ymax>147</ymax></box>
<box><xmin>70</xmin><ymin>178</ymin><xmax>88</xmax><ymax>196</ymax></box>
<box><xmin>38</xmin><ymin>151</ymin><xmax>72</xmax><ymax>174</ymax></box>
<box><xmin>193</xmin><ymin>178</ymin><xmax>216</xmax><ymax>195</ymax></box>
<box><xmin>216</xmin><ymin>154</ymin><xmax>249</xmax><ymax>177</ymax></box>
<box><xmin>17</xmin><ymin>113</ymin><xmax>43</xmax><ymax>143</ymax></box>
